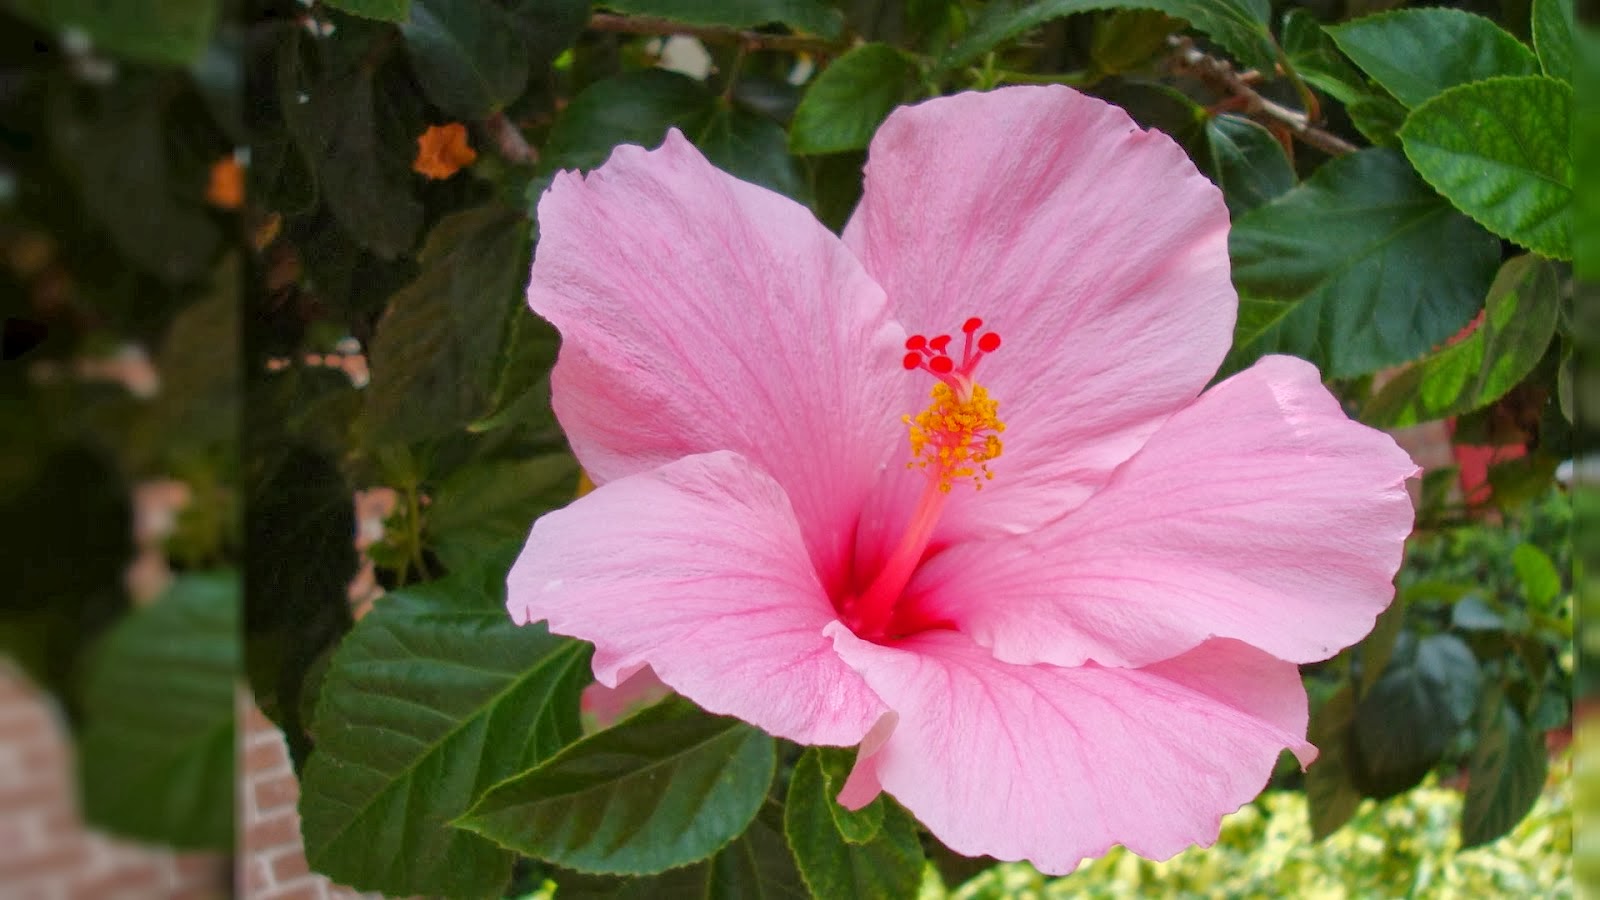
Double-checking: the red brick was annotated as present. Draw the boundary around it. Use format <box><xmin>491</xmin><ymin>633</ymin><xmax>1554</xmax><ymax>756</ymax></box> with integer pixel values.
<box><xmin>242</xmin><ymin>857</ymin><xmax>273</xmax><ymax>895</ymax></box>
<box><xmin>175</xmin><ymin>852</ymin><xmax>225</xmax><ymax>879</ymax></box>
<box><xmin>270</xmin><ymin>849</ymin><xmax>311</xmax><ymax>883</ymax></box>
<box><xmin>67</xmin><ymin>860</ymin><xmax>167</xmax><ymax>899</ymax></box>
<box><xmin>256</xmin><ymin>879</ymin><xmax>325</xmax><ymax>900</ymax></box>
<box><xmin>245</xmin><ymin>811</ymin><xmax>303</xmax><ymax>853</ymax></box>
<box><xmin>252</xmin><ymin>773</ymin><xmax>299</xmax><ymax>814</ymax></box>
<box><xmin>245</xmin><ymin>738</ymin><xmax>289</xmax><ymax>774</ymax></box>
<box><xmin>5</xmin><ymin>842</ymin><xmax>93</xmax><ymax>880</ymax></box>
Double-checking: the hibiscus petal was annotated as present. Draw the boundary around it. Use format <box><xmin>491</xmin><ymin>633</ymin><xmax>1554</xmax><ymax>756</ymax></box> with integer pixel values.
<box><xmin>531</xmin><ymin>130</ymin><xmax>906</xmax><ymax>586</ymax></box>
<box><xmin>826</xmin><ymin>627</ymin><xmax>1312</xmax><ymax>873</ymax></box>
<box><xmin>844</xmin><ymin>85</ymin><xmax>1236</xmax><ymax>544</ymax></box>
<box><xmin>508</xmin><ymin>450</ymin><xmax>887</xmax><ymax>746</ymax></box>
<box><xmin>915</xmin><ymin>354</ymin><xmax>1418</xmax><ymax>668</ymax></box>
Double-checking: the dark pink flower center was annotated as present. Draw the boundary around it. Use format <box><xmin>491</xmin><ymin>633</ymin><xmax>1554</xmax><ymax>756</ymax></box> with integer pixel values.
<box><xmin>838</xmin><ymin>318</ymin><xmax>1006</xmax><ymax>643</ymax></box>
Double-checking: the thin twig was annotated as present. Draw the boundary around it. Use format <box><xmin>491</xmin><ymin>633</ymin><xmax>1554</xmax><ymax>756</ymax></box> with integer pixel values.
<box><xmin>1166</xmin><ymin>36</ymin><xmax>1358</xmax><ymax>157</ymax></box>
<box><xmin>480</xmin><ymin>112</ymin><xmax>538</xmax><ymax>166</ymax></box>
<box><xmin>585</xmin><ymin>12</ymin><xmax>846</xmax><ymax>56</ymax></box>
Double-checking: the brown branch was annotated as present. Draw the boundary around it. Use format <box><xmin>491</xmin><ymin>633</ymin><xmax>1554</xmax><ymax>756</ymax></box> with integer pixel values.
<box><xmin>585</xmin><ymin>12</ymin><xmax>846</xmax><ymax>56</ymax></box>
<box><xmin>480</xmin><ymin>112</ymin><xmax>538</xmax><ymax>166</ymax></box>
<box><xmin>1166</xmin><ymin>36</ymin><xmax>1359</xmax><ymax>158</ymax></box>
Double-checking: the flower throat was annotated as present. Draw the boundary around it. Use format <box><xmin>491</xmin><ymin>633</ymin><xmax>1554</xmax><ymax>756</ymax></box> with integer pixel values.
<box><xmin>841</xmin><ymin>318</ymin><xmax>1006</xmax><ymax>641</ymax></box>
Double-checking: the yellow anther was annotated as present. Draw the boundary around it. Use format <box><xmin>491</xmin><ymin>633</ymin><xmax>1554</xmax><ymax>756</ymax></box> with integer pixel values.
<box><xmin>905</xmin><ymin>382</ymin><xmax>1005</xmax><ymax>492</ymax></box>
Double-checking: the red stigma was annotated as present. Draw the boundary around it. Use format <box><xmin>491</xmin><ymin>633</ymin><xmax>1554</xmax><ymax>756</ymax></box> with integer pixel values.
<box><xmin>899</xmin><ymin>319</ymin><xmax>1002</xmax><ymax>390</ymax></box>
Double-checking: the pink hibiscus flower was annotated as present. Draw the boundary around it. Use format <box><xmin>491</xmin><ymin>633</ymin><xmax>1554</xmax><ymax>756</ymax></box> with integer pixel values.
<box><xmin>508</xmin><ymin>85</ymin><xmax>1417</xmax><ymax>872</ymax></box>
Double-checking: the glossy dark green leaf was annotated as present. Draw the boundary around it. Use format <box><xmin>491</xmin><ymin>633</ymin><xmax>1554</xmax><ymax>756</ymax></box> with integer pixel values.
<box><xmin>943</xmin><ymin>0</ymin><xmax>1276</xmax><ymax>73</ymax></box>
<box><xmin>324</xmin><ymin>0</ymin><xmax>412</xmax><ymax>20</ymax></box>
<box><xmin>279</xmin><ymin>34</ymin><xmax>423</xmax><ymax>258</ymax></box>
<box><xmin>1461</xmin><ymin>695</ymin><xmax>1548</xmax><ymax>847</ymax></box>
<box><xmin>1280</xmin><ymin>9</ymin><xmax>1368</xmax><ymax>106</ymax></box>
<box><xmin>553</xmin><ymin>803</ymin><xmax>808</xmax><ymax>898</ymax></box>
<box><xmin>402</xmin><ymin>0</ymin><xmax>531</xmax><ymax>118</ymax></box>
<box><xmin>1533</xmin><ymin>0</ymin><xmax>1575</xmax><ymax>83</ymax></box>
<box><xmin>1204</xmin><ymin>113</ymin><xmax>1294</xmax><ymax>215</ymax></box>
<box><xmin>1304</xmin><ymin>685</ymin><xmax>1361</xmax><ymax>840</ymax></box>
<box><xmin>299</xmin><ymin>564</ymin><xmax>590</xmax><ymax>898</ymax></box>
<box><xmin>547</xmin><ymin>70</ymin><xmax>807</xmax><ymax>200</ymax></box>
<box><xmin>1227</xmin><ymin>148</ymin><xmax>1499</xmax><ymax>378</ymax></box>
<box><xmin>1512</xmin><ymin>543</ymin><xmax>1562</xmax><ymax>607</ymax></box>
<box><xmin>810</xmin><ymin>747</ymin><xmax>882</xmax><ymax>844</ymax></box>
<box><xmin>8</xmin><ymin>0</ymin><xmax>219</xmax><ymax>65</ymax></box>
<box><xmin>48</xmin><ymin>80</ymin><xmax>220</xmax><ymax>284</ymax></box>
<box><xmin>784</xmin><ymin>749</ymin><xmax>923</xmax><ymax>898</ymax></box>
<box><xmin>1358</xmin><ymin>599</ymin><xmax>1406</xmax><ymax>696</ymax></box>
<box><xmin>458</xmin><ymin>697</ymin><xmax>776</xmax><ymax>875</ymax></box>
<box><xmin>601</xmin><ymin>0</ymin><xmax>843</xmax><ymax>38</ymax></box>
<box><xmin>363</xmin><ymin>204</ymin><xmax>533</xmax><ymax>444</ymax></box>
<box><xmin>698</xmin><ymin>104</ymin><xmax>810</xmax><ymax>202</ymax></box>
<box><xmin>244</xmin><ymin>443</ymin><xmax>357</xmax><ymax>766</ymax></box>
<box><xmin>789</xmin><ymin>44</ymin><xmax>915</xmax><ymax>154</ymax></box>
<box><xmin>1327</xmin><ymin>9</ymin><xmax>1539</xmax><ymax>108</ymax></box>
<box><xmin>1451</xmin><ymin>594</ymin><xmax>1507</xmax><ymax>632</ymax></box>
<box><xmin>78</xmin><ymin>573</ymin><xmax>237</xmax><ymax>849</ymax></box>
<box><xmin>1090</xmin><ymin>10</ymin><xmax>1185</xmax><ymax>76</ymax></box>
<box><xmin>1400</xmin><ymin>76</ymin><xmax>1573</xmax><ymax>260</ymax></box>
<box><xmin>1363</xmin><ymin>256</ymin><xmax>1561</xmax><ymax>427</ymax></box>
<box><xmin>425</xmin><ymin>453</ymin><xmax>579</xmax><ymax>571</ymax></box>
<box><xmin>1353</xmin><ymin>633</ymin><xmax>1481</xmax><ymax>798</ymax></box>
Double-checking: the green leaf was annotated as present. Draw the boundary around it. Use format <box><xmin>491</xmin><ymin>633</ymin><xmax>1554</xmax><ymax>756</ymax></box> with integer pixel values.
<box><xmin>553</xmin><ymin>803</ymin><xmax>807</xmax><ymax>898</ymax></box>
<box><xmin>810</xmin><ymin>748</ymin><xmax>882</xmax><ymax>844</ymax></box>
<box><xmin>1358</xmin><ymin>599</ymin><xmax>1406</xmax><ymax>696</ymax></box>
<box><xmin>363</xmin><ymin>204</ymin><xmax>533</xmax><ymax>444</ymax></box>
<box><xmin>1451</xmin><ymin>594</ymin><xmax>1507</xmax><ymax>632</ymax></box>
<box><xmin>7</xmin><ymin>0</ymin><xmax>219</xmax><ymax>65</ymax></box>
<box><xmin>279</xmin><ymin>32</ymin><xmax>424</xmax><ymax>259</ymax></box>
<box><xmin>1461</xmin><ymin>695</ymin><xmax>1548</xmax><ymax>847</ymax></box>
<box><xmin>243</xmin><ymin>443</ymin><xmax>357</xmax><ymax>766</ymax></box>
<box><xmin>1363</xmin><ymin>256</ymin><xmax>1561</xmax><ymax>427</ymax></box>
<box><xmin>48</xmin><ymin>79</ymin><xmax>221</xmax><ymax>284</ymax></box>
<box><xmin>425</xmin><ymin>453</ymin><xmax>580</xmax><ymax>571</ymax></box>
<box><xmin>1305</xmin><ymin>685</ymin><xmax>1361</xmax><ymax>840</ymax></box>
<box><xmin>943</xmin><ymin>0</ymin><xmax>1276</xmax><ymax>74</ymax></box>
<box><xmin>458</xmin><ymin>696</ymin><xmax>776</xmax><ymax>875</ymax></box>
<box><xmin>698</xmin><ymin>104</ymin><xmax>811</xmax><ymax>203</ymax></box>
<box><xmin>545</xmin><ymin>69</ymin><xmax>710</xmax><ymax>171</ymax></box>
<box><xmin>600</xmin><ymin>0</ymin><xmax>844</xmax><ymax>38</ymax></box>
<box><xmin>1091</xmin><ymin>10</ymin><xmax>1185</xmax><ymax>76</ymax></box>
<box><xmin>1352</xmin><ymin>633</ymin><xmax>1482</xmax><ymax>798</ymax></box>
<box><xmin>401</xmin><ymin>0</ymin><xmax>531</xmax><ymax>118</ymax></box>
<box><xmin>78</xmin><ymin>573</ymin><xmax>237</xmax><ymax>849</ymax></box>
<box><xmin>1532</xmin><ymin>0</ymin><xmax>1575</xmax><ymax>83</ymax></box>
<box><xmin>299</xmin><ymin>564</ymin><xmax>590</xmax><ymax>898</ymax></box>
<box><xmin>1512</xmin><ymin>543</ymin><xmax>1562</xmax><ymax>607</ymax></box>
<box><xmin>1204</xmin><ymin>113</ymin><xmax>1294</xmax><ymax>216</ymax></box>
<box><xmin>324</xmin><ymin>0</ymin><xmax>412</xmax><ymax>20</ymax></box>
<box><xmin>784</xmin><ymin>749</ymin><xmax>924</xmax><ymax>898</ymax></box>
<box><xmin>1280</xmin><ymin>9</ymin><xmax>1369</xmax><ymax>106</ymax></box>
<box><xmin>790</xmin><ymin>44</ymin><xmax>916</xmax><ymax>155</ymax></box>
<box><xmin>1328</xmin><ymin>9</ymin><xmax>1539</xmax><ymax>108</ymax></box>
<box><xmin>546</xmin><ymin>70</ymin><xmax>807</xmax><ymax>200</ymax></box>
<box><xmin>1400</xmin><ymin>76</ymin><xmax>1574</xmax><ymax>260</ymax></box>
<box><xmin>1226</xmin><ymin>148</ymin><xmax>1500</xmax><ymax>378</ymax></box>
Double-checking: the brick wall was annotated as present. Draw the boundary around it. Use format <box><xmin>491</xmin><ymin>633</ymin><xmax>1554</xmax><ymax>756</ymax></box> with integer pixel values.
<box><xmin>238</xmin><ymin>695</ymin><xmax>377</xmax><ymax>900</ymax></box>
<box><xmin>0</xmin><ymin>664</ymin><xmax>227</xmax><ymax>900</ymax></box>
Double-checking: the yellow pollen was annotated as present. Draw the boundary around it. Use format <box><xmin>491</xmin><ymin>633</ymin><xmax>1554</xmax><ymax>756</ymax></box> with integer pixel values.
<box><xmin>903</xmin><ymin>381</ymin><xmax>1006</xmax><ymax>492</ymax></box>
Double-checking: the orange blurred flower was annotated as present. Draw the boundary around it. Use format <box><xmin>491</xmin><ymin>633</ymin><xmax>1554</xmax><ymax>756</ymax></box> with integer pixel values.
<box><xmin>207</xmin><ymin>155</ymin><xmax>245</xmax><ymax>209</ymax></box>
<box><xmin>413</xmin><ymin>122</ymin><xmax>477</xmax><ymax>179</ymax></box>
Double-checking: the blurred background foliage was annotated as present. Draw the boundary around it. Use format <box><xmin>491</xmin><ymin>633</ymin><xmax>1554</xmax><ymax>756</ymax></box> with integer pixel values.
<box><xmin>0</xmin><ymin>0</ymin><xmax>1581</xmax><ymax>894</ymax></box>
